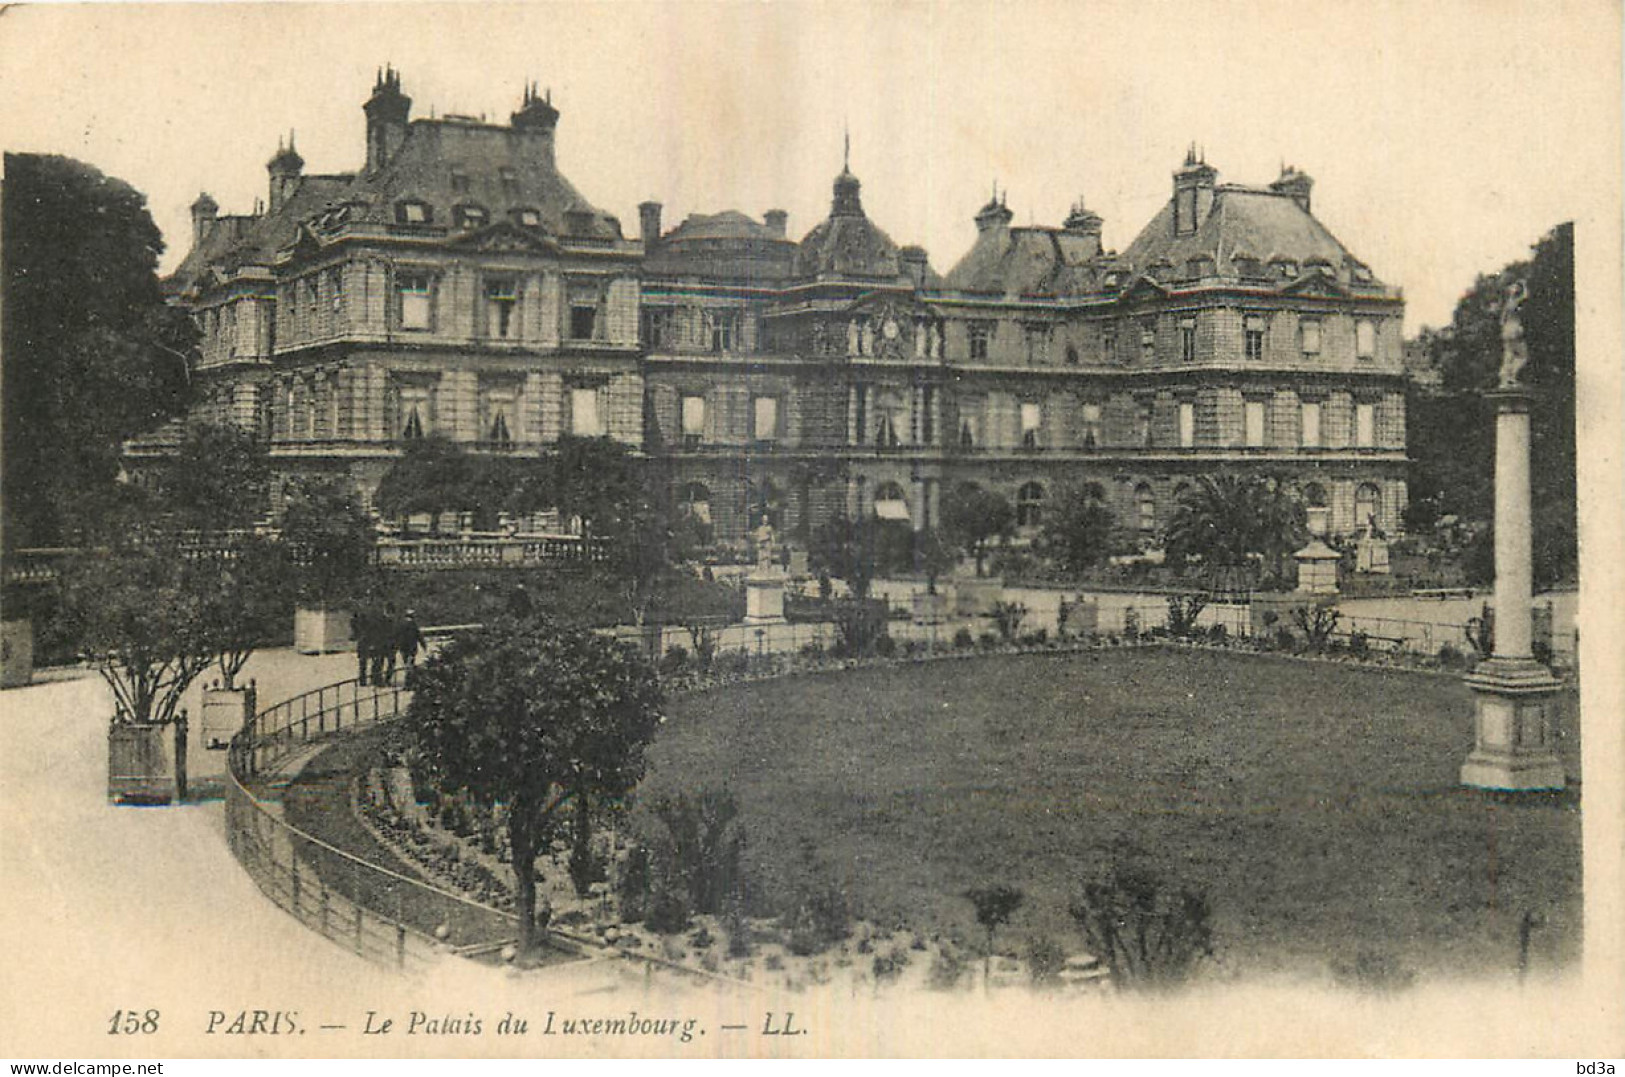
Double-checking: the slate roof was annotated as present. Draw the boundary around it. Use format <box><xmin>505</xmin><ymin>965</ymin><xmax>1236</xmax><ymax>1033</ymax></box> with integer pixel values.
<box><xmin>792</xmin><ymin>168</ymin><xmax>918</xmax><ymax>284</ymax></box>
<box><xmin>329</xmin><ymin>118</ymin><xmax>622</xmax><ymax>240</ymax></box>
<box><xmin>1118</xmin><ymin>184</ymin><xmax>1378</xmax><ymax>285</ymax></box>
<box><xmin>944</xmin><ymin>223</ymin><xmax>1103</xmax><ymax>296</ymax></box>
<box><xmin>164</xmin><ymin>174</ymin><xmax>352</xmax><ymax>295</ymax></box>
<box><xmin>644</xmin><ymin>210</ymin><xmax>797</xmax><ymax>284</ymax></box>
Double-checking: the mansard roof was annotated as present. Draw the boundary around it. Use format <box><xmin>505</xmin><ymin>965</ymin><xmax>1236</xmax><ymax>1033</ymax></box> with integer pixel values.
<box><xmin>792</xmin><ymin>167</ymin><xmax>924</xmax><ymax>285</ymax></box>
<box><xmin>643</xmin><ymin>210</ymin><xmax>797</xmax><ymax>284</ymax></box>
<box><xmin>944</xmin><ymin>223</ymin><xmax>1104</xmax><ymax>296</ymax></box>
<box><xmin>331</xmin><ymin>118</ymin><xmax>623</xmax><ymax>240</ymax></box>
<box><xmin>164</xmin><ymin>173</ymin><xmax>351</xmax><ymax>295</ymax></box>
<box><xmin>1119</xmin><ymin>183</ymin><xmax>1384</xmax><ymax>288</ymax></box>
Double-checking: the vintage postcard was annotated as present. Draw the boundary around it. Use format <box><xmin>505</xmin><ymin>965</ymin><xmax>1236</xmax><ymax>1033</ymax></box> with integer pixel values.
<box><xmin>1</xmin><ymin>0</ymin><xmax>1621</xmax><ymax>1061</ymax></box>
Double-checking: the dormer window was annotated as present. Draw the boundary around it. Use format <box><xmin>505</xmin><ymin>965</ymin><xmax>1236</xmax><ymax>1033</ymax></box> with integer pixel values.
<box><xmin>512</xmin><ymin>207</ymin><xmax>542</xmax><ymax>227</ymax></box>
<box><xmin>1103</xmin><ymin>271</ymin><xmax>1121</xmax><ymax>290</ymax></box>
<box><xmin>1234</xmin><ymin>256</ymin><xmax>1263</xmax><ymax>279</ymax></box>
<box><xmin>454</xmin><ymin>204</ymin><xmax>489</xmax><ymax>230</ymax></box>
<box><xmin>1272</xmin><ymin>259</ymin><xmax>1299</xmax><ymax>279</ymax></box>
<box><xmin>396</xmin><ymin>201</ymin><xmax>432</xmax><ymax>226</ymax></box>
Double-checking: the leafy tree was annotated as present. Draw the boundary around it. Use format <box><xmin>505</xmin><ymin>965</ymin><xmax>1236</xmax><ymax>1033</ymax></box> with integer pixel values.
<box><xmin>552</xmin><ymin>436</ymin><xmax>640</xmax><ymax>540</ymax></box>
<box><xmin>2</xmin><ymin>153</ymin><xmax>196</xmax><ymax>548</ymax></box>
<box><xmin>940</xmin><ymin>483</ymin><xmax>1014</xmax><ymax>577</ymax></box>
<box><xmin>373</xmin><ymin>437</ymin><xmax>483</xmax><ymax>528</ymax></box>
<box><xmin>58</xmin><ymin>526</ymin><xmax>216</xmax><ymax>727</ymax></box>
<box><xmin>1407</xmin><ymin>223</ymin><xmax>1575</xmax><ymax>582</ymax></box>
<box><xmin>404</xmin><ymin>617</ymin><xmax>663</xmax><ymax>953</ymax></box>
<box><xmin>964</xmin><ymin>885</ymin><xmax>1025</xmax><ymax>988</ymax></box>
<box><xmin>155</xmin><ymin>423</ymin><xmax>270</xmax><ymax>531</ymax></box>
<box><xmin>194</xmin><ymin>536</ymin><xmax>287</xmax><ymax>688</ymax></box>
<box><xmin>646</xmin><ymin>788</ymin><xmax>749</xmax><ymax>917</ymax></box>
<box><xmin>912</xmin><ymin>526</ymin><xmax>958</xmax><ymax>592</ymax></box>
<box><xmin>278</xmin><ymin>480</ymin><xmax>375</xmax><ymax>609</ymax></box>
<box><xmin>809</xmin><ymin>514</ymin><xmax>912</xmax><ymax>598</ymax></box>
<box><xmin>1040</xmin><ymin>485</ymin><xmax>1117</xmax><ymax>573</ymax></box>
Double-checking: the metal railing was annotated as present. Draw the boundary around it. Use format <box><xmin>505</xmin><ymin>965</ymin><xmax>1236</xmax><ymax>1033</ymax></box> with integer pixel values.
<box><xmin>225</xmin><ymin>669</ymin><xmax>522</xmax><ymax>970</ymax></box>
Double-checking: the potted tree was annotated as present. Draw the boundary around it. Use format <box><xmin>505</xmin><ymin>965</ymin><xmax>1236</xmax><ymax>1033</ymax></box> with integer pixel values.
<box><xmin>279</xmin><ymin>480</ymin><xmax>376</xmax><ymax>655</ymax></box>
<box><xmin>60</xmin><ymin>528</ymin><xmax>216</xmax><ymax>804</ymax></box>
<box><xmin>193</xmin><ymin>537</ymin><xmax>284</xmax><ymax>786</ymax></box>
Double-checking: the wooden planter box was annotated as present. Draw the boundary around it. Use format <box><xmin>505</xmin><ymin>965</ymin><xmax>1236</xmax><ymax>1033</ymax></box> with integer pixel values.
<box><xmin>108</xmin><ymin>722</ymin><xmax>176</xmax><ymax>805</ymax></box>
<box><xmin>1</xmin><ymin>619</ymin><xmax>33</xmax><ymax>689</ymax></box>
<box><xmin>294</xmin><ymin>607</ymin><xmax>353</xmax><ymax>655</ymax></box>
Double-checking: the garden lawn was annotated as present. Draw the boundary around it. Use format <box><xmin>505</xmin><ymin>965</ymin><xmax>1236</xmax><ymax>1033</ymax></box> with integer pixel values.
<box><xmin>643</xmin><ymin>647</ymin><xmax>1581</xmax><ymax>982</ymax></box>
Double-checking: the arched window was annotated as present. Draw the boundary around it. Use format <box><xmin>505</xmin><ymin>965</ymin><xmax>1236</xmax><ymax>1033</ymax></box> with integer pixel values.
<box><xmin>1135</xmin><ymin>483</ymin><xmax>1157</xmax><ymax>533</ymax></box>
<box><xmin>747</xmin><ymin>480</ymin><xmax>784</xmax><ymax>531</ymax></box>
<box><xmin>872</xmin><ymin>481</ymin><xmax>910</xmax><ymax>523</ymax></box>
<box><xmin>1355</xmin><ymin>483</ymin><xmax>1381</xmax><ymax>531</ymax></box>
<box><xmin>1017</xmin><ymin>482</ymin><xmax>1045</xmax><ymax>528</ymax></box>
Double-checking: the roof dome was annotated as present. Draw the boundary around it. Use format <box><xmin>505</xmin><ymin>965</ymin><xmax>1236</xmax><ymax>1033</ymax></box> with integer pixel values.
<box><xmin>793</xmin><ymin>166</ymin><xmax>905</xmax><ymax>280</ymax></box>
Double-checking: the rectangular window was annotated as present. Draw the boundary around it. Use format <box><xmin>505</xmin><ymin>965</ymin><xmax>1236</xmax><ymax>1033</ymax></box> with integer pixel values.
<box><xmin>1245</xmin><ymin>400</ymin><xmax>1267</xmax><ymax>447</ymax></box>
<box><xmin>920</xmin><ymin>386</ymin><xmax>936</xmax><ymax>444</ymax></box>
<box><xmin>483</xmin><ymin>387</ymin><xmax>516</xmax><ymax>447</ymax></box>
<box><xmin>1180</xmin><ymin>318</ymin><xmax>1197</xmax><ymax>363</ymax></box>
<box><xmin>570</xmin><ymin>387</ymin><xmax>603</xmax><ymax>436</ymax></box>
<box><xmin>709</xmin><ymin>310</ymin><xmax>740</xmax><ymax>354</ymax></box>
<box><xmin>1356</xmin><ymin>319</ymin><xmax>1377</xmax><ymax>360</ymax></box>
<box><xmin>399</xmin><ymin>386</ymin><xmax>430</xmax><ymax>440</ymax></box>
<box><xmin>753</xmin><ymin>396</ymin><xmax>779</xmax><ymax>442</ymax></box>
<box><xmin>681</xmin><ymin>394</ymin><xmax>706</xmax><ymax>444</ymax></box>
<box><xmin>397</xmin><ymin>271</ymin><xmax>432</xmax><ymax>330</ymax></box>
<box><xmin>327</xmin><ymin>268</ymin><xmax>344</xmax><ymax>313</ymax></box>
<box><xmin>959</xmin><ymin>412</ymin><xmax>980</xmax><ymax>449</ymax></box>
<box><xmin>1024</xmin><ymin>324</ymin><xmax>1051</xmax><ymax>365</ymax></box>
<box><xmin>1179</xmin><ymin>401</ymin><xmax>1196</xmax><ymax>448</ymax></box>
<box><xmin>1081</xmin><ymin>402</ymin><xmax>1102</xmax><ymax>448</ymax></box>
<box><xmin>968</xmin><ymin>321</ymin><xmax>993</xmax><ymax>361</ymax></box>
<box><xmin>852</xmin><ymin>385</ymin><xmax>867</xmax><ymax>447</ymax></box>
<box><xmin>641</xmin><ymin>307</ymin><xmax>673</xmax><ymax>349</ymax></box>
<box><xmin>1136</xmin><ymin>399</ymin><xmax>1153</xmax><ymax>446</ymax></box>
<box><xmin>1300</xmin><ymin>318</ymin><xmax>1322</xmax><ymax>355</ymax></box>
<box><xmin>485</xmin><ymin>277</ymin><xmax>517</xmax><ymax>339</ymax></box>
<box><xmin>568</xmin><ymin>280</ymin><xmax>601</xmax><ymax>341</ymax></box>
<box><xmin>1020</xmin><ymin>401</ymin><xmax>1042</xmax><ymax>448</ymax></box>
<box><xmin>1301</xmin><ymin>401</ymin><xmax>1322</xmax><ymax>448</ymax></box>
<box><xmin>1355</xmin><ymin>402</ymin><xmax>1376</xmax><ymax>447</ymax></box>
<box><xmin>1244</xmin><ymin>314</ymin><xmax>1266</xmax><ymax>361</ymax></box>
<box><xmin>1140</xmin><ymin>324</ymin><xmax>1156</xmax><ymax>363</ymax></box>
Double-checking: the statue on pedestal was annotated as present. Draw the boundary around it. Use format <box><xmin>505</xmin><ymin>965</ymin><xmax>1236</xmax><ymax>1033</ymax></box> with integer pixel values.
<box><xmin>1498</xmin><ymin>279</ymin><xmax>1529</xmax><ymax>389</ymax></box>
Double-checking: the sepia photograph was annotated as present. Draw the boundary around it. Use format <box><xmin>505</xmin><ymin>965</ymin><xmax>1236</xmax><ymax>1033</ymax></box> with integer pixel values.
<box><xmin>1</xmin><ymin>0</ymin><xmax>1621</xmax><ymax>1061</ymax></box>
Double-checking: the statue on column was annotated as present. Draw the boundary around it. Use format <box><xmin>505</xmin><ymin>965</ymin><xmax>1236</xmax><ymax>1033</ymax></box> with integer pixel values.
<box><xmin>1498</xmin><ymin>279</ymin><xmax>1529</xmax><ymax>389</ymax></box>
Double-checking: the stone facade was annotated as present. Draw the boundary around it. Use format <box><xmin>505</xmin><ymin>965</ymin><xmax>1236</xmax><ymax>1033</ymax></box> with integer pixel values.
<box><xmin>151</xmin><ymin>77</ymin><xmax>1406</xmax><ymax>547</ymax></box>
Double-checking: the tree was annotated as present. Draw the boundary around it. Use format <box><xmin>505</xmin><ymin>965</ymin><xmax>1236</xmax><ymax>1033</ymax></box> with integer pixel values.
<box><xmin>403</xmin><ymin>617</ymin><xmax>664</xmax><ymax>953</ymax></box>
<box><xmin>58</xmin><ymin>526</ymin><xmax>216</xmax><ymax>727</ymax></box>
<box><xmin>373</xmin><ymin>437</ymin><xmax>481</xmax><ymax>528</ymax></box>
<box><xmin>1163</xmin><ymin>474</ymin><xmax>1304</xmax><ymax>587</ymax></box>
<box><xmin>964</xmin><ymin>885</ymin><xmax>1025</xmax><ymax>988</ymax></box>
<box><xmin>912</xmin><ymin>527</ymin><xmax>958</xmax><ymax>593</ymax></box>
<box><xmin>278</xmin><ymin>480</ymin><xmax>375</xmax><ymax>609</ymax></box>
<box><xmin>1407</xmin><ymin>223</ymin><xmax>1576</xmax><ymax>584</ymax></box>
<box><xmin>1040</xmin><ymin>486</ymin><xmax>1117</xmax><ymax>573</ymax></box>
<box><xmin>155</xmin><ymin>423</ymin><xmax>271</xmax><ymax>531</ymax></box>
<box><xmin>940</xmin><ymin>484</ymin><xmax>1013</xmax><ymax>577</ymax></box>
<box><xmin>2</xmin><ymin>153</ymin><xmax>196</xmax><ymax>549</ymax></box>
<box><xmin>194</xmin><ymin>536</ymin><xmax>286</xmax><ymax>688</ymax></box>
<box><xmin>551</xmin><ymin>436</ymin><xmax>640</xmax><ymax>540</ymax></box>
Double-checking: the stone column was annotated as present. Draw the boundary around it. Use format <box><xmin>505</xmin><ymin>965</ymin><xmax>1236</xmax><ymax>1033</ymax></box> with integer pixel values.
<box><xmin>1461</xmin><ymin>387</ymin><xmax>1564</xmax><ymax>790</ymax></box>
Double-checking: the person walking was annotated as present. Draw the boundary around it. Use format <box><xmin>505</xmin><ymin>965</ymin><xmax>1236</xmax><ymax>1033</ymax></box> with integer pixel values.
<box><xmin>396</xmin><ymin>608</ymin><xmax>424</xmax><ymax>675</ymax></box>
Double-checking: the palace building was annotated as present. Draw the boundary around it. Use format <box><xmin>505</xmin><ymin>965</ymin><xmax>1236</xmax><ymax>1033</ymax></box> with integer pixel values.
<box><xmin>152</xmin><ymin>71</ymin><xmax>1408</xmax><ymax>548</ymax></box>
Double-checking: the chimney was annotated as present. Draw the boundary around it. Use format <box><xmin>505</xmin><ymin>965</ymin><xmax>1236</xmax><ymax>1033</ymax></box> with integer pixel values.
<box><xmin>190</xmin><ymin>191</ymin><xmax>218</xmax><ymax>249</ymax></box>
<box><xmin>364</xmin><ymin>65</ymin><xmax>412</xmax><ymax>176</ymax></box>
<box><xmin>900</xmin><ymin>245</ymin><xmax>929</xmax><ymax>288</ymax></box>
<box><xmin>510</xmin><ymin>81</ymin><xmax>560</xmax><ymax>168</ymax></box>
<box><xmin>638</xmin><ymin>201</ymin><xmax>663</xmax><ymax>250</ymax></box>
<box><xmin>763</xmin><ymin>209</ymin><xmax>788</xmax><ymax>238</ymax></box>
<box><xmin>974</xmin><ymin>184</ymin><xmax>1013</xmax><ymax>233</ymax></box>
<box><xmin>1172</xmin><ymin>144</ymin><xmax>1218</xmax><ymax>236</ymax></box>
<box><xmin>266</xmin><ymin>131</ymin><xmax>304</xmax><ymax>215</ymax></box>
<box><xmin>1063</xmin><ymin>197</ymin><xmax>1104</xmax><ymax>257</ymax></box>
<box><xmin>1270</xmin><ymin>166</ymin><xmax>1314</xmax><ymax>214</ymax></box>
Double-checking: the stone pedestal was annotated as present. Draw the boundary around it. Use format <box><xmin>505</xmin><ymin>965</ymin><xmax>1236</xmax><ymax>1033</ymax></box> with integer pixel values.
<box><xmin>743</xmin><ymin>571</ymin><xmax>786</xmax><ymax>625</ymax></box>
<box><xmin>295</xmin><ymin>607</ymin><xmax>353</xmax><ymax>655</ymax></box>
<box><xmin>1294</xmin><ymin>539</ymin><xmax>1341</xmax><ymax>594</ymax></box>
<box><xmin>1</xmin><ymin>619</ymin><xmax>34</xmax><ymax>689</ymax></box>
<box><xmin>1462</xmin><ymin>388</ymin><xmax>1563</xmax><ymax>791</ymax></box>
<box><xmin>1460</xmin><ymin>658</ymin><xmax>1566</xmax><ymax>790</ymax></box>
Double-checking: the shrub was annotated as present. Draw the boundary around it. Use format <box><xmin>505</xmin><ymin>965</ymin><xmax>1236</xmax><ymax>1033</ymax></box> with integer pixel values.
<box><xmin>953</xmin><ymin>627</ymin><xmax>975</xmax><ymax>650</ymax></box>
<box><xmin>723</xmin><ymin>895</ymin><xmax>753</xmax><ymax>959</ymax></box>
<box><xmin>717</xmin><ymin>650</ymin><xmax>751</xmax><ymax>677</ymax></box>
<box><xmin>1122</xmin><ymin>608</ymin><xmax>1141</xmax><ymax>641</ymax></box>
<box><xmin>1331</xmin><ymin>949</ymin><xmax>1417</xmax><ymax>993</ymax></box>
<box><xmin>872</xmin><ymin>947</ymin><xmax>910</xmax><ymax>987</ymax></box>
<box><xmin>991</xmin><ymin>601</ymin><xmax>1028</xmax><ymax>642</ymax></box>
<box><xmin>927</xmin><ymin>945</ymin><xmax>967</xmax><ymax>990</ymax></box>
<box><xmin>1290</xmin><ymin>604</ymin><xmax>1342</xmax><ymax>653</ymax></box>
<box><xmin>644</xmin><ymin>887</ymin><xmax>691</xmax><ymax>935</ymax></box>
<box><xmin>1018</xmin><ymin>629</ymin><xmax>1048</xmax><ymax>648</ymax></box>
<box><xmin>978</xmin><ymin>631</ymin><xmax>1002</xmax><ymax>651</ymax></box>
<box><xmin>779</xmin><ymin>841</ymin><xmax>853</xmax><ymax>956</ymax></box>
<box><xmin>657</xmin><ymin>644</ymin><xmax>690</xmax><ymax>677</ymax></box>
<box><xmin>1272</xmin><ymin>625</ymin><xmax>1298</xmax><ymax>653</ymax></box>
<box><xmin>1348</xmin><ymin>631</ymin><xmax>1370</xmax><ymax>658</ymax></box>
<box><xmin>1068</xmin><ymin>857</ymin><xmax>1214</xmax><ymax>992</ymax></box>
<box><xmin>1437</xmin><ymin>642</ymin><xmax>1466</xmax><ymax>670</ymax></box>
<box><xmin>873</xmin><ymin>634</ymin><xmax>898</xmax><ymax>659</ymax></box>
<box><xmin>800</xmin><ymin>639</ymin><xmax>826</xmax><ymax>661</ymax></box>
<box><xmin>1027</xmin><ymin>935</ymin><xmax>1067</xmax><ymax>987</ymax></box>
<box><xmin>1165</xmin><ymin>594</ymin><xmax>1210</xmax><ymax>639</ymax></box>
<box><xmin>832</xmin><ymin>599</ymin><xmax>891</xmax><ymax>658</ymax></box>
<box><xmin>1206</xmin><ymin>623</ymin><xmax>1229</xmax><ymax>644</ymax></box>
